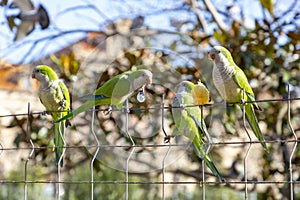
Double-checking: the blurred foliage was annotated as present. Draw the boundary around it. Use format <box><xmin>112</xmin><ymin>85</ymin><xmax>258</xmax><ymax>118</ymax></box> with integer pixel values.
<box><xmin>50</xmin><ymin>51</ymin><xmax>80</xmax><ymax>82</ymax></box>
<box><xmin>1</xmin><ymin>0</ymin><xmax>299</xmax><ymax>199</ymax></box>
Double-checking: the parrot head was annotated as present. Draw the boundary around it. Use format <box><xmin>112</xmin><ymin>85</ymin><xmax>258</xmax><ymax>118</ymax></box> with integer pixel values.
<box><xmin>175</xmin><ymin>81</ymin><xmax>194</xmax><ymax>94</ymax></box>
<box><xmin>208</xmin><ymin>46</ymin><xmax>234</xmax><ymax>65</ymax></box>
<box><xmin>132</xmin><ymin>69</ymin><xmax>152</xmax><ymax>90</ymax></box>
<box><xmin>32</xmin><ymin>65</ymin><xmax>58</xmax><ymax>83</ymax></box>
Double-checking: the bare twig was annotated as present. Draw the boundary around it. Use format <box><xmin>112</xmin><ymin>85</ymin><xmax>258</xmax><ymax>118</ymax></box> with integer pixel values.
<box><xmin>190</xmin><ymin>0</ymin><xmax>208</xmax><ymax>33</ymax></box>
<box><xmin>203</xmin><ymin>0</ymin><xmax>230</xmax><ymax>34</ymax></box>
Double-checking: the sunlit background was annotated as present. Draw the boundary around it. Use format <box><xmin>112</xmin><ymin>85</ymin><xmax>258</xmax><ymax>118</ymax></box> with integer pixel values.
<box><xmin>0</xmin><ymin>0</ymin><xmax>299</xmax><ymax>199</ymax></box>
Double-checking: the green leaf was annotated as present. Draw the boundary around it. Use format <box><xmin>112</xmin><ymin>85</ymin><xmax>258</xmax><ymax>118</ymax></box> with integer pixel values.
<box><xmin>213</xmin><ymin>30</ymin><xmax>226</xmax><ymax>43</ymax></box>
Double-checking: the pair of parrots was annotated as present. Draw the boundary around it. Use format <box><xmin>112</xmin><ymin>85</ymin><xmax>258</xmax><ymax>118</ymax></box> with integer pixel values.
<box><xmin>32</xmin><ymin>46</ymin><xmax>266</xmax><ymax>181</ymax></box>
<box><xmin>170</xmin><ymin>46</ymin><xmax>267</xmax><ymax>181</ymax></box>
<box><xmin>32</xmin><ymin>66</ymin><xmax>152</xmax><ymax>167</ymax></box>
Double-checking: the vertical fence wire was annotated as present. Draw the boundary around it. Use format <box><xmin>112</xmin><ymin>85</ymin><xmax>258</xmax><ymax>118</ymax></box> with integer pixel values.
<box><xmin>161</xmin><ymin>95</ymin><xmax>171</xmax><ymax>200</ymax></box>
<box><xmin>200</xmin><ymin>105</ymin><xmax>206</xmax><ymax>200</ymax></box>
<box><xmin>161</xmin><ymin>141</ymin><xmax>171</xmax><ymax>200</ymax></box>
<box><xmin>241</xmin><ymin>89</ymin><xmax>252</xmax><ymax>200</ymax></box>
<box><xmin>90</xmin><ymin>107</ymin><xmax>100</xmax><ymax>200</ymax></box>
<box><xmin>24</xmin><ymin>103</ymin><xmax>34</xmax><ymax>200</ymax></box>
<box><xmin>201</xmin><ymin>160</ymin><xmax>205</xmax><ymax>199</ymax></box>
<box><xmin>0</xmin><ymin>112</ymin><xmax>2</xmax><ymax>161</ymax></box>
<box><xmin>124</xmin><ymin>99</ymin><xmax>135</xmax><ymax>200</ymax></box>
<box><xmin>56</xmin><ymin>108</ymin><xmax>66</xmax><ymax>200</ymax></box>
<box><xmin>0</xmin><ymin>141</ymin><xmax>2</xmax><ymax>159</ymax></box>
<box><xmin>287</xmin><ymin>84</ymin><xmax>297</xmax><ymax>200</ymax></box>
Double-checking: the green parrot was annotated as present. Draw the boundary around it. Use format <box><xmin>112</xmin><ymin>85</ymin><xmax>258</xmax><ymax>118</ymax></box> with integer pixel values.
<box><xmin>32</xmin><ymin>65</ymin><xmax>70</xmax><ymax>167</ymax></box>
<box><xmin>208</xmin><ymin>46</ymin><xmax>267</xmax><ymax>150</ymax></box>
<box><xmin>55</xmin><ymin>69</ymin><xmax>152</xmax><ymax>123</ymax></box>
<box><xmin>171</xmin><ymin>81</ymin><xmax>223</xmax><ymax>181</ymax></box>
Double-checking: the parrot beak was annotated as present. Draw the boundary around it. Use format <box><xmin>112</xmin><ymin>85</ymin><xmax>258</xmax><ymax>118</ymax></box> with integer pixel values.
<box><xmin>32</xmin><ymin>73</ymin><xmax>35</xmax><ymax>79</ymax></box>
<box><xmin>147</xmin><ymin>78</ymin><xmax>152</xmax><ymax>85</ymax></box>
<box><xmin>208</xmin><ymin>52</ymin><xmax>215</xmax><ymax>61</ymax></box>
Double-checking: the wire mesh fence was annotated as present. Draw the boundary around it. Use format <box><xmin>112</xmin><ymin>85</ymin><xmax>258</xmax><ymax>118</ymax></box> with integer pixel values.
<box><xmin>0</xmin><ymin>93</ymin><xmax>299</xmax><ymax>200</ymax></box>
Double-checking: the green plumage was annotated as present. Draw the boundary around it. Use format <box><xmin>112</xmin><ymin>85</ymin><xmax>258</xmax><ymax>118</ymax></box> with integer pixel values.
<box><xmin>32</xmin><ymin>65</ymin><xmax>71</xmax><ymax>167</ymax></box>
<box><xmin>210</xmin><ymin>46</ymin><xmax>267</xmax><ymax>150</ymax></box>
<box><xmin>172</xmin><ymin>81</ymin><xmax>223</xmax><ymax>181</ymax></box>
<box><xmin>55</xmin><ymin>69</ymin><xmax>152</xmax><ymax>123</ymax></box>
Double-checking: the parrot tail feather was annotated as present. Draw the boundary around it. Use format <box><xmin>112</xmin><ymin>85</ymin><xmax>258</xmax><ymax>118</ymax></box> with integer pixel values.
<box><xmin>204</xmin><ymin>157</ymin><xmax>224</xmax><ymax>182</ymax></box>
<box><xmin>54</xmin><ymin>122</ymin><xmax>65</xmax><ymax>167</ymax></box>
<box><xmin>192</xmin><ymin>139</ymin><xmax>224</xmax><ymax>182</ymax></box>
<box><xmin>244</xmin><ymin>104</ymin><xmax>268</xmax><ymax>151</ymax></box>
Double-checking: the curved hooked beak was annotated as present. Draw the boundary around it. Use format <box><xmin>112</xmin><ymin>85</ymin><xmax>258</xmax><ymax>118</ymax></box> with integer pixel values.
<box><xmin>32</xmin><ymin>73</ymin><xmax>36</xmax><ymax>79</ymax></box>
<box><xmin>147</xmin><ymin>77</ymin><xmax>152</xmax><ymax>85</ymax></box>
<box><xmin>208</xmin><ymin>52</ymin><xmax>215</xmax><ymax>61</ymax></box>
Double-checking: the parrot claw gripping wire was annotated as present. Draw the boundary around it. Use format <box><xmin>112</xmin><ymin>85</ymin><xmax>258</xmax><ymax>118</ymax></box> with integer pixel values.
<box><xmin>179</xmin><ymin>103</ymin><xmax>186</xmax><ymax>110</ymax></box>
<box><xmin>162</xmin><ymin>94</ymin><xmax>172</xmax><ymax>144</ymax></box>
<box><xmin>240</xmin><ymin>88</ymin><xmax>246</xmax><ymax>105</ymax></box>
<box><xmin>103</xmin><ymin>105</ymin><xmax>112</xmax><ymax>115</ymax></box>
<box><xmin>59</xmin><ymin>99</ymin><xmax>66</xmax><ymax>108</ymax></box>
<box><xmin>41</xmin><ymin>110</ymin><xmax>49</xmax><ymax>115</ymax></box>
<box><xmin>122</xmin><ymin>105</ymin><xmax>130</xmax><ymax>114</ymax></box>
<box><xmin>164</xmin><ymin>135</ymin><xmax>172</xmax><ymax>143</ymax></box>
<box><xmin>240</xmin><ymin>99</ymin><xmax>246</xmax><ymax>105</ymax></box>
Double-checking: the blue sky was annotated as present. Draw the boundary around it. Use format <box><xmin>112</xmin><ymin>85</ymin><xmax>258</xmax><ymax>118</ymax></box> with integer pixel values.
<box><xmin>0</xmin><ymin>0</ymin><xmax>299</xmax><ymax>64</ymax></box>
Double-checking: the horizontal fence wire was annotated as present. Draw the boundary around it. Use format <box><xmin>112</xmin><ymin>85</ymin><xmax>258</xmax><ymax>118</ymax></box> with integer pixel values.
<box><xmin>0</xmin><ymin>97</ymin><xmax>299</xmax><ymax>118</ymax></box>
<box><xmin>0</xmin><ymin>95</ymin><xmax>299</xmax><ymax>200</ymax></box>
<box><xmin>0</xmin><ymin>139</ymin><xmax>299</xmax><ymax>151</ymax></box>
<box><xmin>0</xmin><ymin>180</ymin><xmax>299</xmax><ymax>185</ymax></box>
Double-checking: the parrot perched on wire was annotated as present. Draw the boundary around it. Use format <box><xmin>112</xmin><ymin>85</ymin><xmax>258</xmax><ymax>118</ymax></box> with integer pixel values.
<box><xmin>170</xmin><ymin>81</ymin><xmax>223</xmax><ymax>181</ymax></box>
<box><xmin>208</xmin><ymin>46</ymin><xmax>267</xmax><ymax>151</ymax></box>
<box><xmin>32</xmin><ymin>65</ymin><xmax>70</xmax><ymax>167</ymax></box>
<box><xmin>55</xmin><ymin>69</ymin><xmax>152</xmax><ymax>123</ymax></box>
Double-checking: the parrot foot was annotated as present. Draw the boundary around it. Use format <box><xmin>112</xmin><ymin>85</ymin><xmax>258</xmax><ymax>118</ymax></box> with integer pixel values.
<box><xmin>59</xmin><ymin>99</ymin><xmax>66</xmax><ymax>108</ymax></box>
<box><xmin>164</xmin><ymin>135</ymin><xmax>172</xmax><ymax>143</ymax></box>
<box><xmin>103</xmin><ymin>106</ymin><xmax>112</xmax><ymax>115</ymax></box>
<box><xmin>65</xmin><ymin>119</ymin><xmax>71</xmax><ymax>127</ymax></box>
<box><xmin>239</xmin><ymin>99</ymin><xmax>246</xmax><ymax>105</ymax></box>
<box><xmin>179</xmin><ymin>104</ymin><xmax>186</xmax><ymax>110</ymax></box>
<box><xmin>121</xmin><ymin>106</ymin><xmax>130</xmax><ymax>114</ymax></box>
<box><xmin>41</xmin><ymin>110</ymin><xmax>49</xmax><ymax>115</ymax></box>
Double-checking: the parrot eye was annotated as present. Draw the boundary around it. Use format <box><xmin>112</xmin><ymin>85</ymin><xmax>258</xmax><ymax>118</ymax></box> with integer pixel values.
<box><xmin>36</xmin><ymin>69</ymin><xmax>40</xmax><ymax>73</ymax></box>
<box><xmin>217</xmin><ymin>50</ymin><xmax>220</xmax><ymax>54</ymax></box>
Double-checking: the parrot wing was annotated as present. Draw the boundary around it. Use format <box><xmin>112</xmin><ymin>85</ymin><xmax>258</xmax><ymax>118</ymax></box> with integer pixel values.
<box><xmin>95</xmin><ymin>73</ymin><xmax>127</xmax><ymax>96</ymax></box>
<box><xmin>59</xmin><ymin>80</ymin><xmax>71</xmax><ymax>110</ymax></box>
<box><xmin>58</xmin><ymin>80</ymin><xmax>71</xmax><ymax>127</ymax></box>
<box><xmin>244</xmin><ymin>103</ymin><xmax>268</xmax><ymax>151</ymax></box>
<box><xmin>233</xmin><ymin>67</ymin><xmax>267</xmax><ymax>150</ymax></box>
<box><xmin>185</xmin><ymin>105</ymin><xmax>223</xmax><ymax>181</ymax></box>
<box><xmin>55</xmin><ymin>73</ymin><xmax>131</xmax><ymax>122</ymax></box>
<box><xmin>233</xmin><ymin>66</ymin><xmax>262</xmax><ymax>111</ymax></box>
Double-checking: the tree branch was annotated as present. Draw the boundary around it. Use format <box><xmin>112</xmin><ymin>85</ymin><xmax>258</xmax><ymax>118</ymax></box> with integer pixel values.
<box><xmin>190</xmin><ymin>0</ymin><xmax>208</xmax><ymax>34</ymax></box>
<box><xmin>203</xmin><ymin>0</ymin><xmax>230</xmax><ymax>34</ymax></box>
